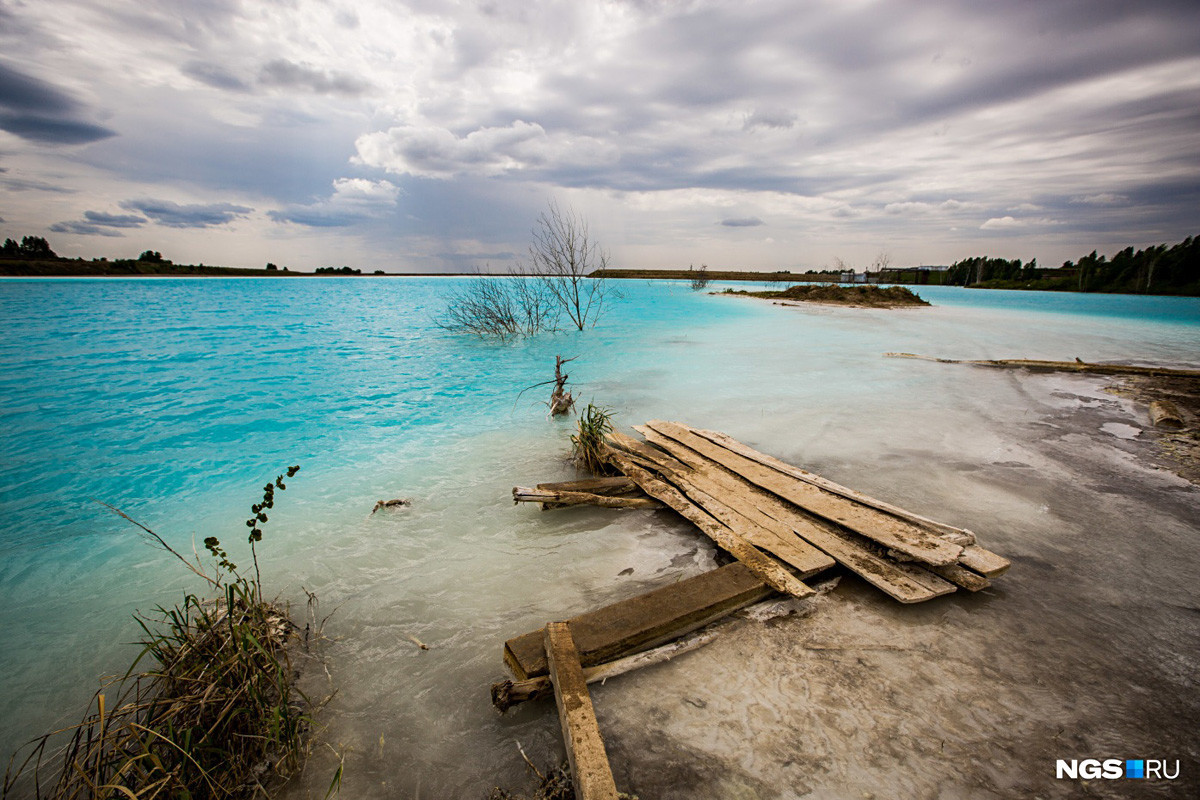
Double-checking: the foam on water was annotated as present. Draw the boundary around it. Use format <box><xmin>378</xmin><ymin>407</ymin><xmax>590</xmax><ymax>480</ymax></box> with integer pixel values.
<box><xmin>1</xmin><ymin>278</ymin><xmax>1198</xmax><ymax>795</ymax></box>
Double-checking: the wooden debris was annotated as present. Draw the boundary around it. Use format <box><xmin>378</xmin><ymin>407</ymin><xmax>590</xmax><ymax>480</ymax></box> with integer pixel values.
<box><xmin>536</xmin><ymin>477</ymin><xmax>639</xmax><ymax>494</ymax></box>
<box><xmin>644</xmin><ymin>420</ymin><xmax>964</xmax><ymax>566</ymax></box>
<box><xmin>504</xmin><ymin>562</ymin><xmax>772</xmax><ymax>680</ymax></box>
<box><xmin>610</xmin><ymin>430</ymin><xmax>834</xmax><ymax>577</ymax></box>
<box><xmin>371</xmin><ymin>498</ymin><xmax>411</xmax><ymax>513</ymax></box>
<box><xmin>885</xmin><ymin>352</ymin><xmax>1200</xmax><ymax>378</ymax></box>
<box><xmin>513</xmin><ymin>486</ymin><xmax>663</xmax><ymax>509</ymax></box>
<box><xmin>544</xmin><ymin>622</ymin><xmax>620</xmax><ymax>800</ymax></box>
<box><xmin>1149</xmin><ymin>399</ymin><xmax>1185</xmax><ymax>429</ymax></box>
<box><xmin>684</xmin><ymin>424</ymin><xmax>977</xmax><ymax>546</ymax></box>
<box><xmin>602</xmin><ymin>445</ymin><xmax>815</xmax><ymax>598</ymax></box>
<box><xmin>406</xmin><ymin>634</ymin><xmax>430</xmax><ymax>650</ymax></box>
<box><xmin>957</xmin><ymin>545</ymin><xmax>1011</xmax><ymax>577</ymax></box>
<box><xmin>493</xmin><ymin>628</ymin><xmax>719</xmax><ymax>711</ymax></box>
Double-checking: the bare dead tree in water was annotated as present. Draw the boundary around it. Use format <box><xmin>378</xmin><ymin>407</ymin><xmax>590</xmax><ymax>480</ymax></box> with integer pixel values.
<box><xmin>688</xmin><ymin>263</ymin><xmax>711</xmax><ymax>291</ymax></box>
<box><xmin>438</xmin><ymin>266</ymin><xmax>560</xmax><ymax>339</ymax></box>
<box><xmin>526</xmin><ymin>201</ymin><xmax>612</xmax><ymax>331</ymax></box>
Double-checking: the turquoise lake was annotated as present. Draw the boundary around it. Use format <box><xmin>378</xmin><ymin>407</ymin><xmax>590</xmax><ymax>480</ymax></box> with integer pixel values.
<box><xmin>1</xmin><ymin>278</ymin><xmax>1198</xmax><ymax>796</ymax></box>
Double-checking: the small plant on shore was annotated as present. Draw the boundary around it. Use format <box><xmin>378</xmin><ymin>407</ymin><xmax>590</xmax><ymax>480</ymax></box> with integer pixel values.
<box><xmin>571</xmin><ymin>403</ymin><xmax>615</xmax><ymax>475</ymax></box>
<box><xmin>3</xmin><ymin>466</ymin><xmax>335</xmax><ymax>800</ymax></box>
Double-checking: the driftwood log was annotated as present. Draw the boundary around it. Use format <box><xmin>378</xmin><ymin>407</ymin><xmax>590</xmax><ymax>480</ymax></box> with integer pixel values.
<box><xmin>1149</xmin><ymin>399</ymin><xmax>1185</xmax><ymax>429</ymax></box>
<box><xmin>885</xmin><ymin>352</ymin><xmax>1200</xmax><ymax>378</ymax></box>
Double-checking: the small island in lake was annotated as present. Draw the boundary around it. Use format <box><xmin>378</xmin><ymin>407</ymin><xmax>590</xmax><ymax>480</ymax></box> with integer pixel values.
<box><xmin>720</xmin><ymin>283</ymin><xmax>931</xmax><ymax>307</ymax></box>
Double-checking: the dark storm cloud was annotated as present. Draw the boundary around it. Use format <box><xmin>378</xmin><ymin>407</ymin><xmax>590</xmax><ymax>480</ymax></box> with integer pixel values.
<box><xmin>259</xmin><ymin>59</ymin><xmax>370</xmax><ymax>96</ymax></box>
<box><xmin>83</xmin><ymin>210</ymin><xmax>146</xmax><ymax>228</ymax></box>
<box><xmin>0</xmin><ymin>61</ymin><xmax>76</xmax><ymax>114</ymax></box>
<box><xmin>0</xmin><ymin>61</ymin><xmax>116</xmax><ymax>144</ymax></box>
<box><xmin>181</xmin><ymin>61</ymin><xmax>251</xmax><ymax>92</ymax></box>
<box><xmin>49</xmin><ymin>220</ymin><xmax>125</xmax><ymax>237</ymax></box>
<box><xmin>0</xmin><ymin>174</ymin><xmax>75</xmax><ymax>193</ymax></box>
<box><xmin>720</xmin><ymin>217</ymin><xmax>764</xmax><ymax>227</ymax></box>
<box><xmin>50</xmin><ymin>209</ymin><xmax>144</xmax><ymax>237</ymax></box>
<box><xmin>121</xmin><ymin>199</ymin><xmax>252</xmax><ymax>228</ymax></box>
<box><xmin>267</xmin><ymin>208</ymin><xmax>359</xmax><ymax>227</ymax></box>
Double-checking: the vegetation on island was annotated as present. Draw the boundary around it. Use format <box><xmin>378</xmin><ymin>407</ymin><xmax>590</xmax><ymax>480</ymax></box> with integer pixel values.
<box><xmin>3</xmin><ymin>467</ymin><xmax>337</xmax><ymax>800</ymax></box>
<box><xmin>722</xmin><ymin>284</ymin><xmax>930</xmax><ymax>307</ymax></box>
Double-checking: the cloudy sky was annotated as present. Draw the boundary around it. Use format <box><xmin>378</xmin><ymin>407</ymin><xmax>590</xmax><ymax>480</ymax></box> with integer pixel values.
<box><xmin>2</xmin><ymin>0</ymin><xmax>1199</xmax><ymax>272</ymax></box>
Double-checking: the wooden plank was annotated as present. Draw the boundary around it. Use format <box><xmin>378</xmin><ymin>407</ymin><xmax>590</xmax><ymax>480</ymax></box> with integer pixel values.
<box><xmin>645</xmin><ymin>421</ymin><xmax>963</xmax><ymax>566</ymax></box>
<box><xmin>512</xmin><ymin>486</ymin><xmax>663</xmax><ymax>509</ymax></box>
<box><xmin>602</xmin><ymin>446</ymin><xmax>815</xmax><ymax>598</ymax></box>
<box><xmin>545</xmin><ymin>622</ymin><xmax>620</xmax><ymax>800</ymax></box>
<box><xmin>536</xmin><ymin>477</ymin><xmax>639</xmax><ymax>494</ymax></box>
<box><xmin>684</xmin><ymin>423</ymin><xmax>976</xmax><ymax>546</ymax></box>
<box><xmin>493</xmin><ymin>628</ymin><xmax>719</xmax><ymax>711</ymax></box>
<box><xmin>504</xmin><ymin>562</ymin><xmax>773</xmax><ymax>680</ymax></box>
<box><xmin>885</xmin><ymin>352</ymin><xmax>1200</xmax><ymax>378</ymax></box>
<box><xmin>611</xmin><ymin>431</ymin><xmax>835</xmax><ymax>578</ymax></box>
<box><xmin>624</xmin><ymin>428</ymin><xmax>954</xmax><ymax>603</ymax></box>
<box><xmin>926</xmin><ymin>562</ymin><xmax>991</xmax><ymax>592</ymax></box>
<box><xmin>958</xmin><ymin>545</ymin><xmax>1011</xmax><ymax>577</ymax></box>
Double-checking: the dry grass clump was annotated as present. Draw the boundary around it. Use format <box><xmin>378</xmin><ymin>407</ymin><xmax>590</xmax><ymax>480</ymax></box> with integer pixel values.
<box><xmin>3</xmin><ymin>466</ymin><xmax>334</xmax><ymax>800</ymax></box>
<box><xmin>570</xmin><ymin>404</ymin><xmax>615</xmax><ymax>475</ymax></box>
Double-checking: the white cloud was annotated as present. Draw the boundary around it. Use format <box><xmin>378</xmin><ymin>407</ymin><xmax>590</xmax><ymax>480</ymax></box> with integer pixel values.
<box><xmin>269</xmin><ymin>178</ymin><xmax>399</xmax><ymax>227</ymax></box>
<box><xmin>980</xmin><ymin>215</ymin><xmax>1061</xmax><ymax>230</ymax></box>
<box><xmin>354</xmin><ymin>120</ymin><xmax>619</xmax><ymax>179</ymax></box>
<box><xmin>1072</xmin><ymin>192</ymin><xmax>1129</xmax><ymax>206</ymax></box>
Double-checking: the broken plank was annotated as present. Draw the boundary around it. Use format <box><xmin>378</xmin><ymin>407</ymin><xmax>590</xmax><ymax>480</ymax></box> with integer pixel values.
<box><xmin>613</xmin><ymin>430</ymin><xmax>834</xmax><ymax>578</ymax></box>
<box><xmin>545</xmin><ymin>622</ymin><xmax>620</xmax><ymax>800</ymax></box>
<box><xmin>926</xmin><ymin>562</ymin><xmax>991</xmax><ymax>592</ymax></box>
<box><xmin>683</xmin><ymin>423</ymin><xmax>976</xmax><ymax>546</ymax></box>
<box><xmin>957</xmin><ymin>545</ymin><xmax>1011</xmax><ymax>577</ymax></box>
<box><xmin>536</xmin><ymin>477</ymin><xmax>640</xmax><ymax>495</ymax></box>
<box><xmin>504</xmin><ymin>562</ymin><xmax>773</xmax><ymax>680</ymax></box>
<box><xmin>493</xmin><ymin>628</ymin><xmax>719</xmax><ymax>711</ymax></box>
<box><xmin>513</xmin><ymin>486</ymin><xmax>663</xmax><ymax>509</ymax></box>
<box><xmin>603</xmin><ymin>445</ymin><xmax>815</xmax><ymax>598</ymax></box>
<box><xmin>645</xmin><ymin>420</ymin><xmax>963</xmax><ymax>566</ymax></box>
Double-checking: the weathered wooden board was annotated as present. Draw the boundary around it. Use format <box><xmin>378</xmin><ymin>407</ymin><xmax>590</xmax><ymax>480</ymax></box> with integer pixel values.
<box><xmin>513</xmin><ymin>486</ymin><xmax>662</xmax><ymax>509</ymax></box>
<box><xmin>545</xmin><ymin>623</ymin><xmax>620</xmax><ymax>800</ymax></box>
<box><xmin>504</xmin><ymin>562</ymin><xmax>773</xmax><ymax>680</ymax></box>
<box><xmin>885</xmin><ymin>352</ymin><xmax>1200</xmax><ymax>378</ymax></box>
<box><xmin>927</xmin><ymin>562</ymin><xmax>991</xmax><ymax>592</ymax></box>
<box><xmin>609</xmin><ymin>431</ymin><xmax>834</xmax><ymax>578</ymax></box>
<box><xmin>683</xmin><ymin>423</ymin><xmax>977</xmax><ymax>546</ymax></box>
<box><xmin>603</xmin><ymin>446</ymin><xmax>815</xmax><ymax>598</ymax></box>
<box><xmin>624</xmin><ymin>427</ymin><xmax>955</xmax><ymax>603</ymax></box>
<box><xmin>536</xmin><ymin>477</ymin><xmax>640</xmax><ymax>495</ymax></box>
<box><xmin>645</xmin><ymin>421</ymin><xmax>964</xmax><ymax>566</ymax></box>
<box><xmin>957</xmin><ymin>545</ymin><xmax>1011</xmax><ymax>577</ymax></box>
<box><xmin>493</xmin><ymin>628</ymin><xmax>719</xmax><ymax>711</ymax></box>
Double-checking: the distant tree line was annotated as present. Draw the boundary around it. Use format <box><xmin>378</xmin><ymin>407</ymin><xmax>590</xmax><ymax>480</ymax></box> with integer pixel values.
<box><xmin>1</xmin><ymin>236</ymin><xmax>58</xmax><ymax>259</ymax></box>
<box><xmin>946</xmin><ymin>235</ymin><xmax>1199</xmax><ymax>295</ymax></box>
<box><xmin>316</xmin><ymin>266</ymin><xmax>362</xmax><ymax>275</ymax></box>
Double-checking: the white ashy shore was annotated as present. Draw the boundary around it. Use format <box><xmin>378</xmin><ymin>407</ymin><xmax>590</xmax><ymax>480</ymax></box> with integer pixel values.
<box><xmin>577</xmin><ymin>373</ymin><xmax>1199</xmax><ymax>799</ymax></box>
